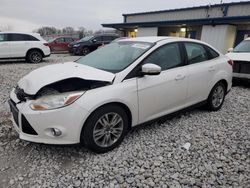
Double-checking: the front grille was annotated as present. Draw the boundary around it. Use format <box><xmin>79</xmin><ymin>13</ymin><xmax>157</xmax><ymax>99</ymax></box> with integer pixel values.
<box><xmin>21</xmin><ymin>115</ymin><xmax>38</xmax><ymax>135</ymax></box>
<box><xmin>233</xmin><ymin>61</ymin><xmax>250</xmax><ymax>74</ymax></box>
<box><xmin>8</xmin><ymin>100</ymin><xmax>19</xmax><ymax>127</ymax></box>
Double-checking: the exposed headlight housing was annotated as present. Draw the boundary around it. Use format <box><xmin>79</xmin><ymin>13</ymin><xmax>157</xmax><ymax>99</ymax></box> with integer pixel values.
<box><xmin>30</xmin><ymin>91</ymin><xmax>85</xmax><ymax>110</ymax></box>
<box><xmin>73</xmin><ymin>44</ymin><xmax>80</xmax><ymax>47</ymax></box>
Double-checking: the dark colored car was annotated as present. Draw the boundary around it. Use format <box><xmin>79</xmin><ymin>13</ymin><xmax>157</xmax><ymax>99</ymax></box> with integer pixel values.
<box><xmin>68</xmin><ymin>34</ymin><xmax>119</xmax><ymax>55</ymax></box>
<box><xmin>47</xmin><ymin>37</ymin><xmax>78</xmax><ymax>52</ymax></box>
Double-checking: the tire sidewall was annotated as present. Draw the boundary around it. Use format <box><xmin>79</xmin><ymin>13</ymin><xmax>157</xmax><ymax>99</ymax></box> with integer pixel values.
<box><xmin>208</xmin><ymin>82</ymin><xmax>226</xmax><ymax>111</ymax></box>
<box><xmin>81</xmin><ymin>105</ymin><xmax>128</xmax><ymax>153</ymax></box>
<box><xmin>27</xmin><ymin>50</ymin><xmax>43</xmax><ymax>63</ymax></box>
<box><xmin>82</xmin><ymin>47</ymin><xmax>90</xmax><ymax>56</ymax></box>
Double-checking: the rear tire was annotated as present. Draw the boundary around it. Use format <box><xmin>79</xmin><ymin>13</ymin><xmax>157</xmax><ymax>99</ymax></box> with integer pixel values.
<box><xmin>81</xmin><ymin>105</ymin><xmax>128</xmax><ymax>153</ymax></box>
<box><xmin>207</xmin><ymin>82</ymin><xmax>226</xmax><ymax>111</ymax></box>
<box><xmin>26</xmin><ymin>50</ymin><xmax>43</xmax><ymax>63</ymax></box>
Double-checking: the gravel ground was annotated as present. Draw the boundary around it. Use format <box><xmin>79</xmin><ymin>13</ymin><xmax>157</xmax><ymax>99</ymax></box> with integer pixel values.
<box><xmin>0</xmin><ymin>54</ymin><xmax>249</xmax><ymax>188</ymax></box>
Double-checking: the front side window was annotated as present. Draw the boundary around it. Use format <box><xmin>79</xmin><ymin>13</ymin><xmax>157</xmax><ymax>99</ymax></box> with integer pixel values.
<box><xmin>55</xmin><ymin>37</ymin><xmax>64</xmax><ymax>43</ymax></box>
<box><xmin>184</xmin><ymin>42</ymin><xmax>209</xmax><ymax>64</ymax></box>
<box><xmin>65</xmin><ymin>37</ymin><xmax>73</xmax><ymax>43</ymax></box>
<box><xmin>76</xmin><ymin>41</ymin><xmax>153</xmax><ymax>73</ymax></box>
<box><xmin>143</xmin><ymin>43</ymin><xmax>182</xmax><ymax>71</ymax></box>
<box><xmin>233</xmin><ymin>40</ymin><xmax>250</xmax><ymax>52</ymax></box>
<box><xmin>0</xmin><ymin>34</ymin><xmax>7</xmax><ymax>42</ymax></box>
<box><xmin>93</xmin><ymin>36</ymin><xmax>103</xmax><ymax>42</ymax></box>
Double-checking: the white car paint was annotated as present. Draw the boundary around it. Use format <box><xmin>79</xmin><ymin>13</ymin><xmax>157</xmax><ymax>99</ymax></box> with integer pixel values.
<box><xmin>0</xmin><ymin>31</ymin><xmax>50</xmax><ymax>59</ymax></box>
<box><xmin>226</xmin><ymin>37</ymin><xmax>250</xmax><ymax>80</ymax></box>
<box><xmin>9</xmin><ymin>37</ymin><xmax>232</xmax><ymax>145</ymax></box>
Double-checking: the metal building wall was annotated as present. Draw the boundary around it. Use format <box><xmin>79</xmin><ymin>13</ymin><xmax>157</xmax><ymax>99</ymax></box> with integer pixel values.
<box><xmin>201</xmin><ymin>25</ymin><xmax>236</xmax><ymax>53</ymax></box>
<box><xmin>125</xmin><ymin>4</ymin><xmax>250</xmax><ymax>23</ymax></box>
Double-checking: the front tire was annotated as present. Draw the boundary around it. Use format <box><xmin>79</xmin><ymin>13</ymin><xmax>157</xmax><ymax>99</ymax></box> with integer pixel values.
<box><xmin>207</xmin><ymin>82</ymin><xmax>226</xmax><ymax>111</ymax></box>
<box><xmin>26</xmin><ymin>50</ymin><xmax>43</xmax><ymax>63</ymax></box>
<box><xmin>81</xmin><ymin>47</ymin><xmax>90</xmax><ymax>56</ymax></box>
<box><xmin>81</xmin><ymin>105</ymin><xmax>128</xmax><ymax>153</ymax></box>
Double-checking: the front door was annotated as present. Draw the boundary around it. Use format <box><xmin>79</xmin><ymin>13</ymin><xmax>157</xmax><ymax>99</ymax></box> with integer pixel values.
<box><xmin>137</xmin><ymin>43</ymin><xmax>188</xmax><ymax>123</ymax></box>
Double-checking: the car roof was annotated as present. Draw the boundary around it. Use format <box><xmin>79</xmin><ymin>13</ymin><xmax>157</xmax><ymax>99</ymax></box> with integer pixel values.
<box><xmin>0</xmin><ymin>31</ymin><xmax>40</xmax><ymax>36</ymax></box>
<box><xmin>119</xmin><ymin>36</ymin><xmax>207</xmax><ymax>44</ymax></box>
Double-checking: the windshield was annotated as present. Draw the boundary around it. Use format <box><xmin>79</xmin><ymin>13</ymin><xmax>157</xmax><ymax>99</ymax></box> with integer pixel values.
<box><xmin>76</xmin><ymin>41</ymin><xmax>153</xmax><ymax>73</ymax></box>
<box><xmin>79</xmin><ymin>36</ymin><xmax>93</xmax><ymax>42</ymax></box>
<box><xmin>233</xmin><ymin>40</ymin><xmax>250</xmax><ymax>52</ymax></box>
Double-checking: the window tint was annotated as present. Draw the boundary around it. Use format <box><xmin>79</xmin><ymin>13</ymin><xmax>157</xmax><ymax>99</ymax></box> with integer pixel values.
<box><xmin>55</xmin><ymin>37</ymin><xmax>64</xmax><ymax>43</ymax></box>
<box><xmin>103</xmin><ymin>36</ymin><xmax>117</xmax><ymax>41</ymax></box>
<box><xmin>8</xmin><ymin>34</ymin><xmax>39</xmax><ymax>41</ymax></box>
<box><xmin>94</xmin><ymin>36</ymin><xmax>103</xmax><ymax>42</ymax></box>
<box><xmin>64</xmin><ymin>37</ymin><xmax>73</xmax><ymax>43</ymax></box>
<box><xmin>0</xmin><ymin>34</ymin><xmax>7</xmax><ymax>42</ymax></box>
<box><xmin>206</xmin><ymin>46</ymin><xmax>219</xmax><ymax>59</ymax></box>
<box><xmin>143</xmin><ymin>43</ymin><xmax>182</xmax><ymax>71</ymax></box>
<box><xmin>184</xmin><ymin>43</ymin><xmax>209</xmax><ymax>64</ymax></box>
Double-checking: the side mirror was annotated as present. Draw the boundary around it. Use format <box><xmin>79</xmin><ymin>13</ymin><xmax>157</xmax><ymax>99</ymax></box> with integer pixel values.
<box><xmin>141</xmin><ymin>63</ymin><xmax>161</xmax><ymax>76</ymax></box>
<box><xmin>92</xmin><ymin>39</ymin><xmax>97</xmax><ymax>43</ymax></box>
<box><xmin>227</xmin><ymin>48</ymin><xmax>233</xmax><ymax>53</ymax></box>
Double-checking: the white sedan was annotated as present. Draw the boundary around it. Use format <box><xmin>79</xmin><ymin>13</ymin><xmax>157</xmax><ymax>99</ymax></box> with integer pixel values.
<box><xmin>9</xmin><ymin>37</ymin><xmax>232</xmax><ymax>153</ymax></box>
<box><xmin>226</xmin><ymin>37</ymin><xmax>250</xmax><ymax>81</ymax></box>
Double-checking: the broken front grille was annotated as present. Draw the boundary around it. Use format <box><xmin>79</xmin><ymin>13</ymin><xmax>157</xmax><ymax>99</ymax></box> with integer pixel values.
<box><xmin>233</xmin><ymin>61</ymin><xmax>250</xmax><ymax>74</ymax></box>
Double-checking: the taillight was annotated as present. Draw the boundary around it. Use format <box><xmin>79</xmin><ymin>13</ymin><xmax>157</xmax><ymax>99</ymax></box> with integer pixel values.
<box><xmin>227</xmin><ymin>59</ymin><xmax>234</xmax><ymax>67</ymax></box>
<box><xmin>43</xmin><ymin>43</ymin><xmax>49</xmax><ymax>46</ymax></box>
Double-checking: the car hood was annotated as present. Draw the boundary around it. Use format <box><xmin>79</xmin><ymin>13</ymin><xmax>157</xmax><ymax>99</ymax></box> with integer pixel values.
<box><xmin>226</xmin><ymin>52</ymin><xmax>250</xmax><ymax>62</ymax></box>
<box><xmin>18</xmin><ymin>62</ymin><xmax>115</xmax><ymax>95</ymax></box>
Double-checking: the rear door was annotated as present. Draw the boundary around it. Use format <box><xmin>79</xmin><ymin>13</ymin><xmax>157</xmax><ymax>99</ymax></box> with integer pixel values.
<box><xmin>184</xmin><ymin>42</ymin><xmax>219</xmax><ymax>105</ymax></box>
<box><xmin>8</xmin><ymin>33</ymin><xmax>31</xmax><ymax>58</ymax></box>
<box><xmin>0</xmin><ymin>33</ymin><xmax>10</xmax><ymax>58</ymax></box>
<box><xmin>137</xmin><ymin>42</ymin><xmax>188</xmax><ymax>123</ymax></box>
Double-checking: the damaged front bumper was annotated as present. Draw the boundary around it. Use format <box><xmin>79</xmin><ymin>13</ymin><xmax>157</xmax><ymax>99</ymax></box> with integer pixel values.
<box><xmin>9</xmin><ymin>89</ymin><xmax>90</xmax><ymax>145</ymax></box>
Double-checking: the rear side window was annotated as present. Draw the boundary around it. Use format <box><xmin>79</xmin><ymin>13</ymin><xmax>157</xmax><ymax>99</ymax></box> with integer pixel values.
<box><xmin>143</xmin><ymin>43</ymin><xmax>183</xmax><ymax>71</ymax></box>
<box><xmin>0</xmin><ymin>34</ymin><xmax>7</xmax><ymax>42</ymax></box>
<box><xmin>184</xmin><ymin>42</ymin><xmax>209</xmax><ymax>64</ymax></box>
<box><xmin>8</xmin><ymin>34</ymin><xmax>39</xmax><ymax>41</ymax></box>
<box><xmin>64</xmin><ymin>37</ymin><xmax>73</xmax><ymax>43</ymax></box>
<box><xmin>206</xmin><ymin>46</ymin><xmax>220</xmax><ymax>59</ymax></box>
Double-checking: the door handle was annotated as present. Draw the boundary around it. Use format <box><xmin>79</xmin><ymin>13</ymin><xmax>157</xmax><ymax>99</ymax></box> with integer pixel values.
<box><xmin>175</xmin><ymin>75</ymin><xmax>185</xmax><ymax>81</ymax></box>
<box><xmin>208</xmin><ymin>66</ymin><xmax>215</xmax><ymax>72</ymax></box>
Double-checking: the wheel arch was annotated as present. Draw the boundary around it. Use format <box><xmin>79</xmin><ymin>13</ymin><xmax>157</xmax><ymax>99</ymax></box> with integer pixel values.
<box><xmin>26</xmin><ymin>48</ymin><xmax>45</xmax><ymax>58</ymax></box>
<box><xmin>208</xmin><ymin>79</ymin><xmax>228</xmax><ymax>99</ymax></box>
<box><xmin>80</xmin><ymin>101</ymin><xmax>133</xmax><ymax>143</ymax></box>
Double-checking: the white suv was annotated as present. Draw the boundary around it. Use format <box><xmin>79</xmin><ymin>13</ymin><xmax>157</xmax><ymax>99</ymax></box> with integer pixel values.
<box><xmin>0</xmin><ymin>32</ymin><xmax>50</xmax><ymax>63</ymax></box>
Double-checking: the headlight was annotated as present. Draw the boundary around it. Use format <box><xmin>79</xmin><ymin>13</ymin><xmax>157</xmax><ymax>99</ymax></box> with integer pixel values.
<box><xmin>30</xmin><ymin>91</ymin><xmax>85</xmax><ymax>110</ymax></box>
<box><xmin>73</xmin><ymin>44</ymin><xmax>80</xmax><ymax>47</ymax></box>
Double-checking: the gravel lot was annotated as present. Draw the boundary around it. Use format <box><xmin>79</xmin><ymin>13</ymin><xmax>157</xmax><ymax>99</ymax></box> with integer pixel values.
<box><xmin>0</xmin><ymin>54</ymin><xmax>249</xmax><ymax>188</ymax></box>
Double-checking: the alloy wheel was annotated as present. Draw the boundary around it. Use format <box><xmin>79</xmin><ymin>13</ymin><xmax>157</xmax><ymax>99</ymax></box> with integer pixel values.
<box><xmin>211</xmin><ymin>85</ymin><xmax>225</xmax><ymax>108</ymax></box>
<box><xmin>93</xmin><ymin>112</ymin><xmax>124</xmax><ymax>148</ymax></box>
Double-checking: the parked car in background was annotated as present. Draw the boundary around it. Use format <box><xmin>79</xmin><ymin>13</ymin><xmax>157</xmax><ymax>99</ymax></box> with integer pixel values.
<box><xmin>226</xmin><ymin>37</ymin><xmax>250</xmax><ymax>81</ymax></box>
<box><xmin>0</xmin><ymin>32</ymin><xmax>50</xmax><ymax>63</ymax></box>
<box><xmin>68</xmin><ymin>34</ymin><xmax>119</xmax><ymax>55</ymax></box>
<box><xmin>47</xmin><ymin>36</ymin><xmax>78</xmax><ymax>52</ymax></box>
<box><xmin>9</xmin><ymin>37</ymin><xmax>232</xmax><ymax>153</ymax></box>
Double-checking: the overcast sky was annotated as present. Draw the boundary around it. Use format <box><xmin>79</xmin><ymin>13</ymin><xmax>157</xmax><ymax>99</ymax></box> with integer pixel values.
<box><xmin>0</xmin><ymin>0</ymin><xmax>248</xmax><ymax>32</ymax></box>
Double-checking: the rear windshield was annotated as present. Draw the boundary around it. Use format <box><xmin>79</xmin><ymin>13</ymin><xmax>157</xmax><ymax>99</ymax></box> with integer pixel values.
<box><xmin>76</xmin><ymin>41</ymin><xmax>153</xmax><ymax>73</ymax></box>
<box><xmin>233</xmin><ymin>40</ymin><xmax>250</xmax><ymax>52</ymax></box>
